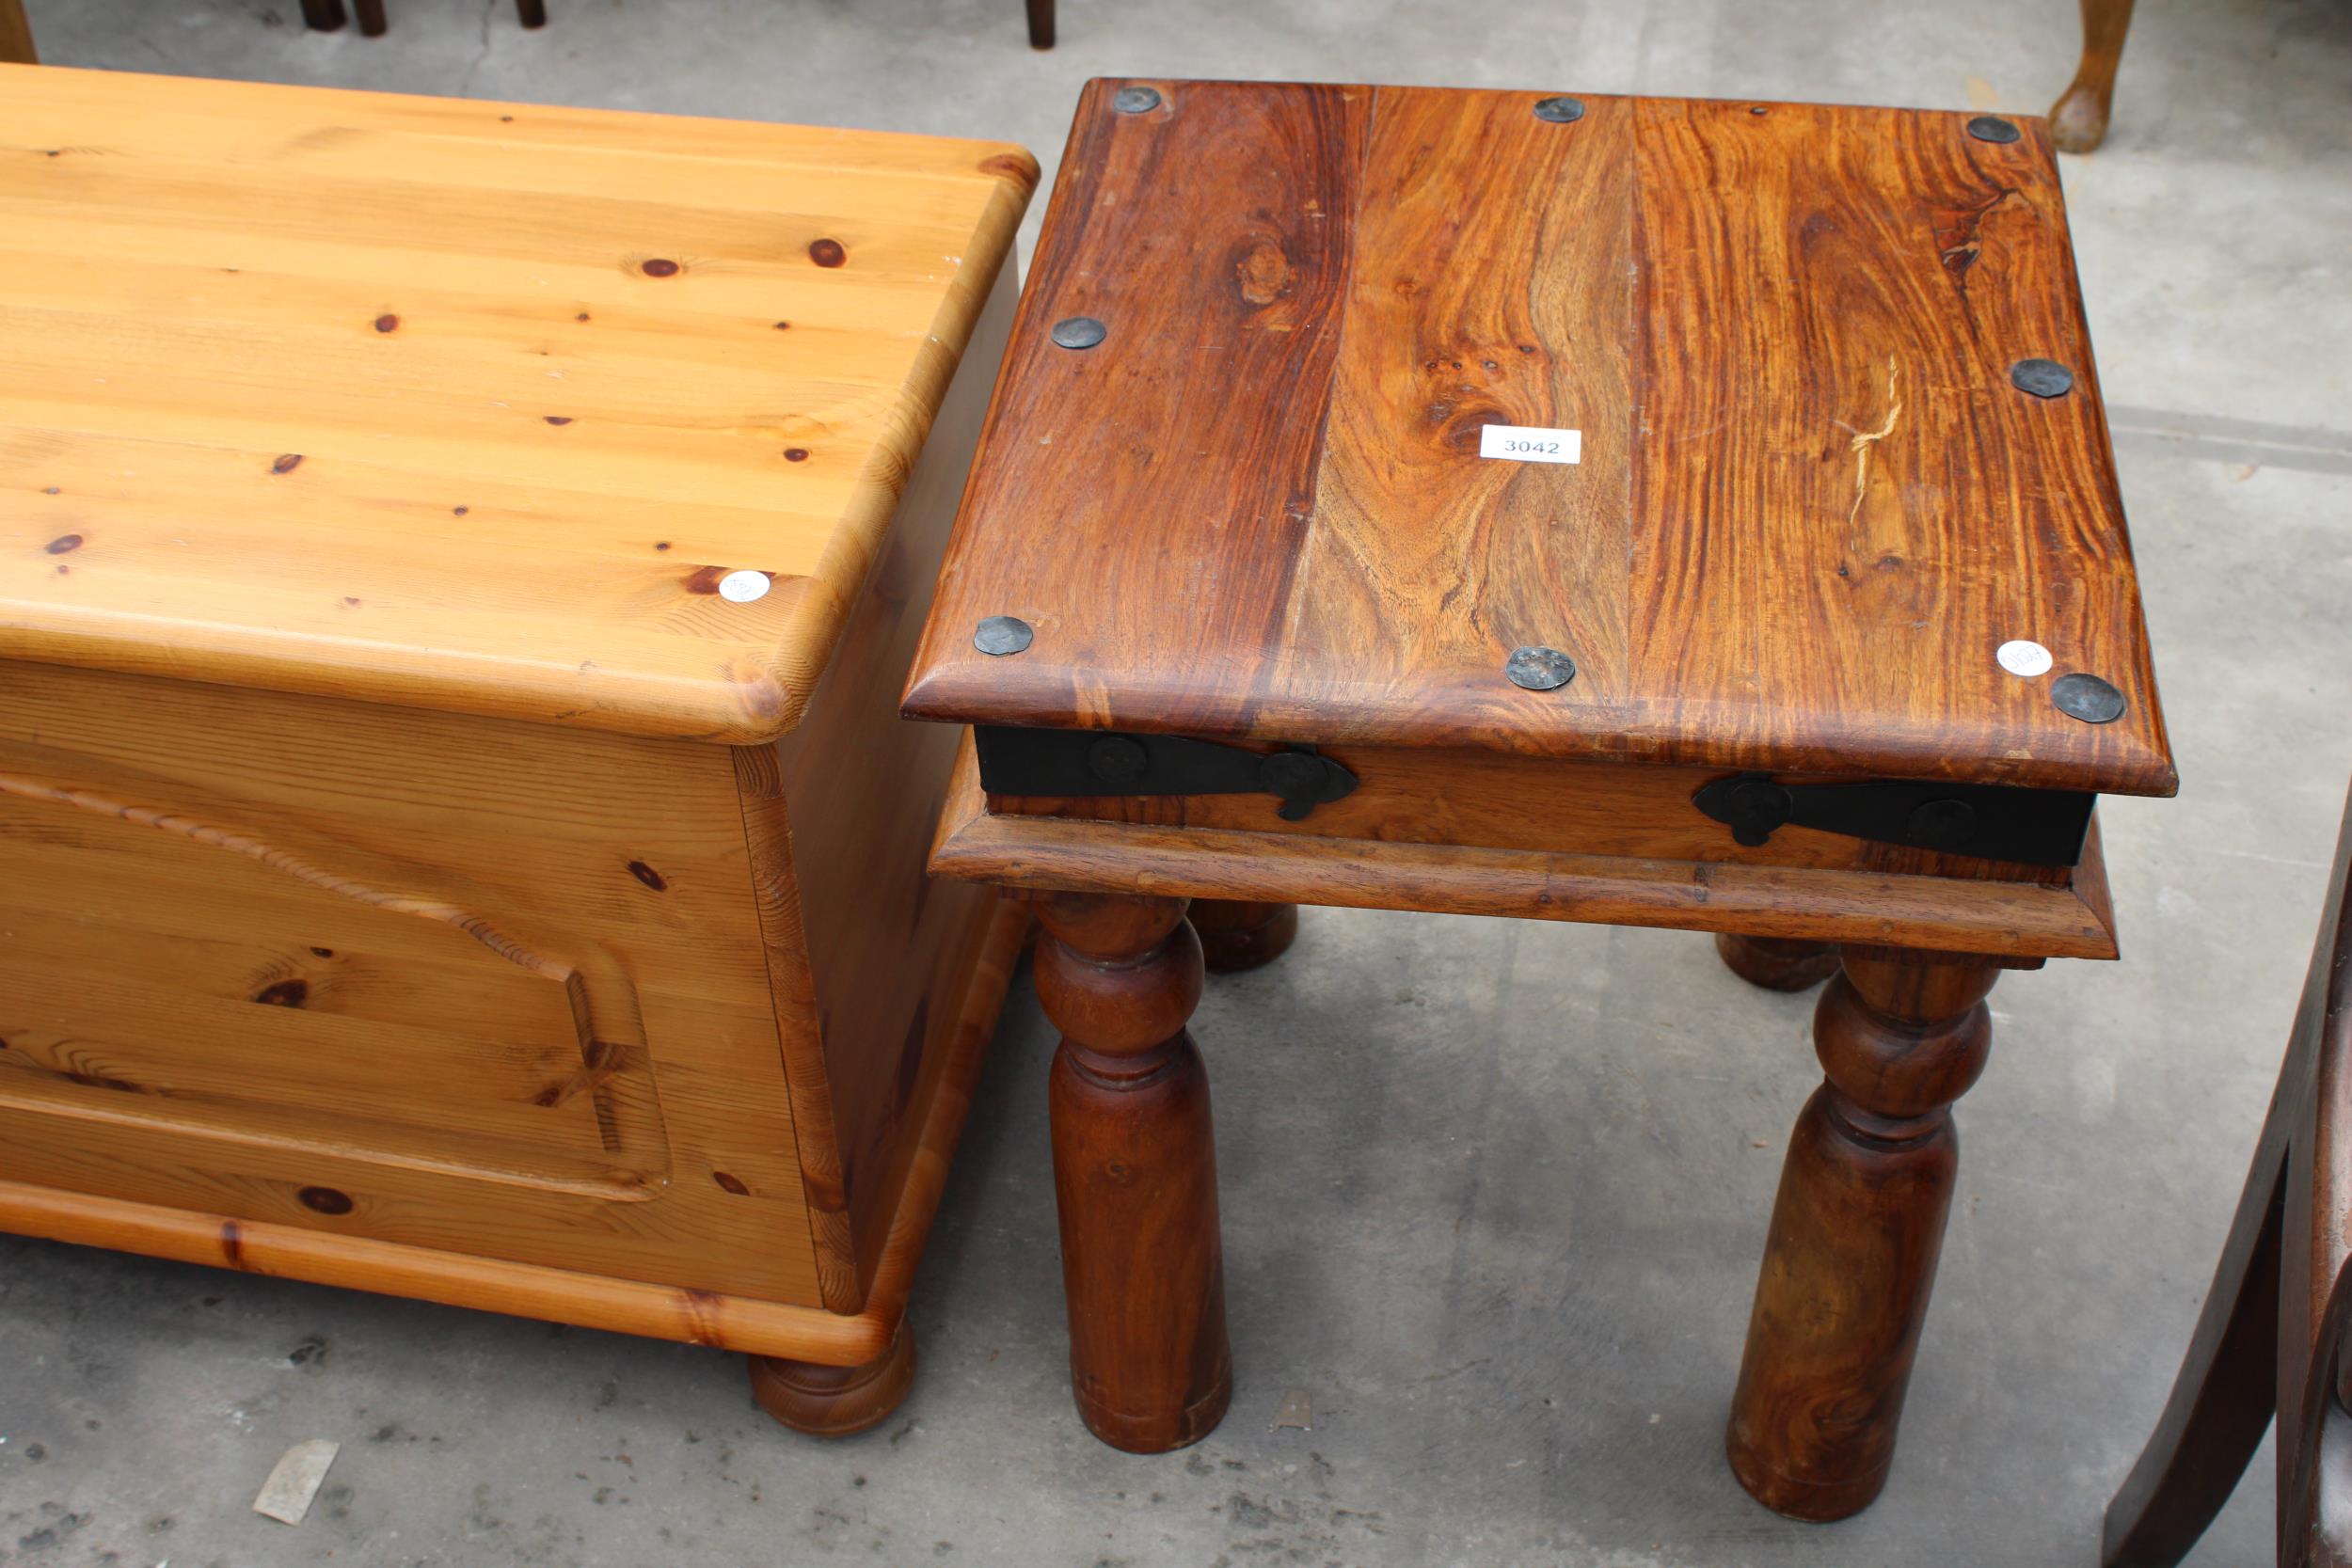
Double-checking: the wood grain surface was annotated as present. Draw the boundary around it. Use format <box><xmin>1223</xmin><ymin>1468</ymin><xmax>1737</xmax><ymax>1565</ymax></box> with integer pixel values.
<box><xmin>1727</xmin><ymin>946</ymin><xmax>2001</xmax><ymax>1518</ymax></box>
<box><xmin>1033</xmin><ymin>892</ymin><xmax>1232</xmax><ymax>1452</ymax></box>
<box><xmin>0</xmin><ymin>894</ymin><xmax>1028</xmax><ymax>1365</ymax></box>
<box><xmin>735</xmin><ymin>263</ymin><xmax>1015</xmax><ymax>1310</ymax></box>
<box><xmin>0</xmin><ymin>65</ymin><xmax>1034</xmax><ymax>744</ymax></box>
<box><xmin>906</xmin><ymin>80</ymin><xmax>2172</xmax><ymax>799</ymax></box>
<box><xmin>0</xmin><ymin>658</ymin><xmax>824</xmax><ymax>1303</ymax></box>
<box><xmin>0</xmin><ymin>261</ymin><xmax>1025</xmax><ymax>1362</ymax></box>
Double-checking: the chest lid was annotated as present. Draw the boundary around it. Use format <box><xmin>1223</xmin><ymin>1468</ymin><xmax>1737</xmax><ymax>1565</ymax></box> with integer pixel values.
<box><xmin>0</xmin><ymin>66</ymin><xmax>1033</xmax><ymax>743</ymax></box>
<box><xmin>904</xmin><ymin>79</ymin><xmax>2174</xmax><ymax>798</ymax></box>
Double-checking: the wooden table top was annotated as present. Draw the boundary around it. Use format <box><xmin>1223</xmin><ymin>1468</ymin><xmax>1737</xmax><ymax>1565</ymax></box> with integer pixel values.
<box><xmin>905</xmin><ymin>80</ymin><xmax>2174</xmax><ymax>798</ymax></box>
<box><xmin>0</xmin><ymin>66</ymin><xmax>1034</xmax><ymax>743</ymax></box>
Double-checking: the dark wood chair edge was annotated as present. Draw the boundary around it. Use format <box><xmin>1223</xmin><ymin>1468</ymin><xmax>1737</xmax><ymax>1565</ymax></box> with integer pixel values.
<box><xmin>2103</xmin><ymin>783</ymin><xmax>2352</xmax><ymax>1565</ymax></box>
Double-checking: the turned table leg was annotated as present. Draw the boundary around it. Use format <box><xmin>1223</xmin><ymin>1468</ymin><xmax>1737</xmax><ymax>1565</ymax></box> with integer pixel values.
<box><xmin>297</xmin><ymin>0</ymin><xmax>348</xmax><ymax>29</ymax></box>
<box><xmin>1716</xmin><ymin>933</ymin><xmax>1839</xmax><ymax>992</ymax></box>
<box><xmin>1033</xmin><ymin>891</ymin><xmax>1232</xmax><ymax>1451</ymax></box>
<box><xmin>2051</xmin><ymin>0</ymin><xmax>2137</xmax><ymax>152</ymax></box>
<box><xmin>748</xmin><ymin>1324</ymin><xmax>916</xmax><ymax>1437</ymax></box>
<box><xmin>1191</xmin><ymin>899</ymin><xmax>1299</xmax><ymax>974</ymax></box>
<box><xmin>1727</xmin><ymin>945</ymin><xmax>2001</xmax><ymax>1520</ymax></box>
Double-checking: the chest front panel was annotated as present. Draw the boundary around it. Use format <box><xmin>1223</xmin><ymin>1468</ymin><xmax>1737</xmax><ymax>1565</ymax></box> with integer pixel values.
<box><xmin>0</xmin><ymin>659</ymin><xmax>824</xmax><ymax>1306</ymax></box>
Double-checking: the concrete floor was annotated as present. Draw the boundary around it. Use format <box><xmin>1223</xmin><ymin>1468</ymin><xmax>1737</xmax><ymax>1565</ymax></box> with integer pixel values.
<box><xmin>4</xmin><ymin>0</ymin><xmax>2349</xmax><ymax>1562</ymax></box>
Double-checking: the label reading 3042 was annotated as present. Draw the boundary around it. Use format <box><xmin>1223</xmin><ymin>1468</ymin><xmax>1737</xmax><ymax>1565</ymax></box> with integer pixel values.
<box><xmin>1477</xmin><ymin>424</ymin><xmax>1582</xmax><ymax>465</ymax></box>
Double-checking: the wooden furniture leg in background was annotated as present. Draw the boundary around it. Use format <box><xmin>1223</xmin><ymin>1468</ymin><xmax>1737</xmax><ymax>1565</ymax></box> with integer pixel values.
<box><xmin>2052</xmin><ymin>0</ymin><xmax>2137</xmax><ymax>152</ymax></box>
<box><xmin>1191</xmin><ymin>899</ymin><xmax>1299</xmax><ymax>974</ymax></box>
<box><xmin>1025</xmin><ymin>0</ymin><xmax>1054</xmax><ymax>48</ymax></box>
<box><xmin>1</xmin><ymin>0</ymin><xmax>36</xmax><ymax>60</ymax></box>
<box><xmin>1033</xmin><ymin>892</ymin><xmax>1231</xmax><ymax>1452</ymax></box>
<box><xmin>1716</xmin><ymin>934</ymin><xmax>1840</xmax><ymax>992</ymax></box>
<box><xmin>309</xmin><ymin>0</ymin><xmax>545</xmax><ymax>35</ymax></box>
<box><xmin>1727</xmin><ymin>946</ymin><xmax>2002</xmax><ymax>1520</ymax></box>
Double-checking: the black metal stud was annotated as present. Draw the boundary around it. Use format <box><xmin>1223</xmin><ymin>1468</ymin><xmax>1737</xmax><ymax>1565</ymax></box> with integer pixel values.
<box><xmin>1534</xmin><ymin>96</ymin><xmax>1585</xmax><ymax>124</ymax></box>
<box><xmin>1113</xmin><ymin>86</ymin><xmax>1162</xmax><ymax>114</ymax></box>
<box><xmin>1504</xmin><ymin>645</ymin><xmax>1576</xmax><ymax>690</ymax></box>
<box><xmin>1051</xmin><ymin>317</ymin><xmax>1107</xmax><ymax>351</ymax></box>
<box><xmin>2051</xmin><ymin>673</ymin><xmax>2127</xmax><ymax>724</ymax></box>
<box><xmin>1088</xmin><ymin>736</ymin><xmax>1148</xmax><ymax>784</ymax></box>
<box><xmin>2010</xmin><ymin>357</ymin><xmax>2074</xmax><ymax>399</ymax></box>
<box><xmin>974</xmin><ymin>615</ymin><xmax>1034</xmax><ymax>656</ymax></box>
<box><xmin>1966</xmin><ymin>115</ymin><xmax>2021</xmax><ymax>144</ymax></box>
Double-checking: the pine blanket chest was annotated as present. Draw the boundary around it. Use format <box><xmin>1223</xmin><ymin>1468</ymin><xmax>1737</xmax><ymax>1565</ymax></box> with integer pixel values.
<box><xmin>0</xmin><ymin>65</ymin><xmax>1034</xmax><ymax>1432</ymax></box>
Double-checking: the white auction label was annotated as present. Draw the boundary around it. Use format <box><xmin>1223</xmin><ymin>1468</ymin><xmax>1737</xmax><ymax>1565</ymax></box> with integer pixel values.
<box><xmin>1478</xmin><ymin>424</ymin><xmax>1581</xmax><ymax>465</ymax></box>
<box><xmin>718</xmin><ymin>569</ymin><xmax>772</xmax><ymax>603</ymax></box>
<box><xmin>1996</xmin><ymin>639</ymin><xmax>2054</xmax><ymax>677</ymax></box>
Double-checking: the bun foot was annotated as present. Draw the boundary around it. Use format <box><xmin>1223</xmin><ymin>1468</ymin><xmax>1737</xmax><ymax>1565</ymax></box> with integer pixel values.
<box><xmin>748</xmin><ymin>1324</ymin><xmax>915</xmax><ymax>1436</ymax></box>
<box><xmin>1191</xmin><ymin>900</ymin><xmax>1298</xmax><ymax>974</ymax></box>
<box><xmin>1716</xmin><ymin>933</ymin><xmax>1840</xmax><ymax>992</ymax></box>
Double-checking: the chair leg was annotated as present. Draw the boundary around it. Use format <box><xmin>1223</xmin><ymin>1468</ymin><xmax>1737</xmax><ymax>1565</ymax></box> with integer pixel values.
<box><xmin>297</xmin><ymin>0</ymin><xmax>347</xmax><ymax>31</ymax></box>
<box><xmin>0</xmin><ymin>0</ymin><xmax>34</xmax><ymax>64</ymax></box>
<box><xmin>2101</xmin><ymin>1102</ymin><xmax>2289</xmax><ymax>1567</ymax></box>
<box><xmin>516</xmin><ymin>0</ymin><xmax>547</xmax><ymax>25</ymax></box>
<box><xmin>1025</xmin><ymin>0</ymin><xmax>1054</xmax><ymax>49</ymax></box>
<box><xmin>353</xmin><ymin>0</ymin><xmax>387</xmax><ymax>36</ymax></box>
<box><xmin>2050</xmin><ymin>0</ymin><xmax>2137</xmax><ymax>153</ymax></box>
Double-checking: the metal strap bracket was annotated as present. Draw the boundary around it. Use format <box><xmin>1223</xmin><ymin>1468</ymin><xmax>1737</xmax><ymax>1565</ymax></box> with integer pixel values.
<box><xmin>975</xmin><ymin>727</ymin><xmax>1359</xmax><ymax>821</ymax></box>
<box><xmin>1692</xmin><ymin>771</ymin><xmax>2094</xmax><ymax>867</ymax></box>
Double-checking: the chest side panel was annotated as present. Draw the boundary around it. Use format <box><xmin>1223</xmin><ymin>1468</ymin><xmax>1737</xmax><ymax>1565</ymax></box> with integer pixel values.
<box><xmin>0</xmin><ymin>658</ymin><xmax>822</xmax><ymax>1305</ymax></box>
<box><xmin>743</xmin><ymin>263</ymin><xmax>1016</xmax><ymax>1308</ymax></box>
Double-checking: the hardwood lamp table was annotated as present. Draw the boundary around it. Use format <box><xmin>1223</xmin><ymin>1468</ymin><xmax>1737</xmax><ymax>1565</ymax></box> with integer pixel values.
<box><xmin>901</xmin><ymin>80</ymin><xmax>2177</xmax><ymax>1518</ymax></box>
<box><xmin>0</xmin><ymin>67</ymin><xmax>1037</xmax><ymax>1433</ymax></box>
